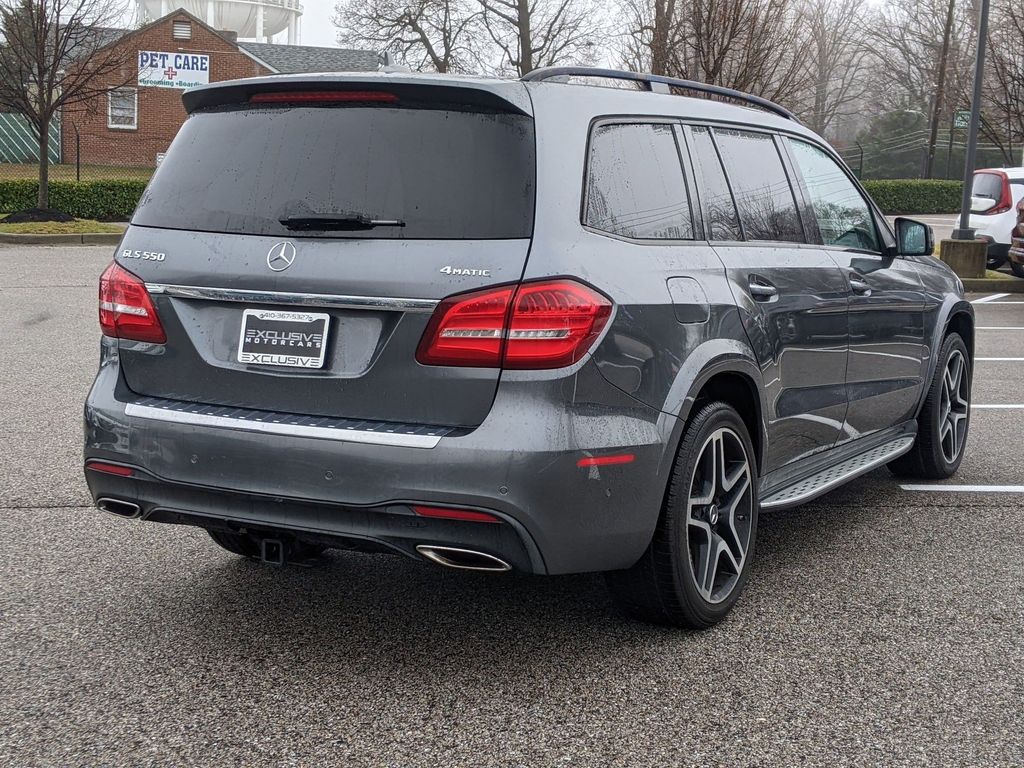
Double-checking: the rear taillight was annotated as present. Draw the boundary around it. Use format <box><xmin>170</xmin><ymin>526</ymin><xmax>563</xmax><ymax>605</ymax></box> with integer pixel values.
<box><xmin>99</xmin><ymin>262</ymin><xmax>166</xmax><ymax>343</ymax></box>
<box><xmin>416</xmin><ymin>280</ymin><xmax>612</xmax><ymax>369</ymax></box>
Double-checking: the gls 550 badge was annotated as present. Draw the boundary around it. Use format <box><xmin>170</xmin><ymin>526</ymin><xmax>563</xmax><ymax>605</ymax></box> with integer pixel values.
<box><xmin>122</xmin><ymin>249</ymin><xmax>166</xmax><ymax>262</ymax></box>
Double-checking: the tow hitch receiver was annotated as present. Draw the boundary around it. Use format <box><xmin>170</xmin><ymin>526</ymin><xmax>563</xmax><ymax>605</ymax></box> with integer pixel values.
<box><xmin>260</xmin><ymin>538</ymin><xmax>284</xmax><ymax>566</ymax></box>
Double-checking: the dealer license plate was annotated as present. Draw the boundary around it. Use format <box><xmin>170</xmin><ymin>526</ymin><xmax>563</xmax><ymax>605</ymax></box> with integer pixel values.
<box><xmin>237</xmin><ymin>309</ymin><xmax>330</xmax><ymax>369</ymax></box>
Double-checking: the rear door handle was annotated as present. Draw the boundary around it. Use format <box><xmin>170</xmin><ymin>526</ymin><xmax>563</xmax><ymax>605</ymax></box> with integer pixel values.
<box><xmin>747</xmin><ymin>276</ymin><xmax>778</xmax><ymax>301</ymax></box>
<box><xmin>850</xmin><ymin>277</ymin><xmax>872</xmax><ymax>296</ymax></box>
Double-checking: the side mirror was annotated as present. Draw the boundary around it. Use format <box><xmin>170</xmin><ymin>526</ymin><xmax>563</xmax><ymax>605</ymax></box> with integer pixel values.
<box><xmin>894</xmin><ymin>217</ymin><xmax>934</xmax><ymax>256</ymax></box>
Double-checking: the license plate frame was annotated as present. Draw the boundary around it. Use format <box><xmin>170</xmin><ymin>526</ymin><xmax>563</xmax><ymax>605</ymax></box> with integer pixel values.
<box><xmin>237</xmin><ymin>308</ymin><xmax>331</xmax><ymax>369</ymax></box>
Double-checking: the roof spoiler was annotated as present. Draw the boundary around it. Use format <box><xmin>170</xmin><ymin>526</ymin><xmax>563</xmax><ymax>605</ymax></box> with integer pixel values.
<box><xmin>522</xmin><ymin>66</ymin><xmax>799</xmax><ymax>123</ymax></box>
<box><xmin>181</xmin><ymin>75</ymin><xmax>532</xmax><ymax>116</ymax></box>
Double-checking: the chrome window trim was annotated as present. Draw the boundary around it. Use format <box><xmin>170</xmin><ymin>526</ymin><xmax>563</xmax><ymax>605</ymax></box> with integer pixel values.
<box><xmin>145</xmin><ymin>283</ymin><xmax>439</xmax><ymax>313</ymax></box>
<box><xmin>124</xmin><ymin>403</ymin><xmax>443</xmax><ymax>449</ymax></box>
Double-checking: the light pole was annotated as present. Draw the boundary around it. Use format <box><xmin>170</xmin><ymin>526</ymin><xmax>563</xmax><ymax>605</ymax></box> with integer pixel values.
<box><xmin>952</xmin><ymin>0</ymin><xmax>991</xmax><ymax>240</ymax></box>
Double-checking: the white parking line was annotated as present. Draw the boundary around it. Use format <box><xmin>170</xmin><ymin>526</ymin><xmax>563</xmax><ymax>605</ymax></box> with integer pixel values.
<box><xmin>977</xmin><ymin>301</ymin><xmax>1024</xmax><ymax>305</ymax></box>
<box><xmin>972</xmin><ymin>404</ymin><xmax>1024</xmax><ymax>409</ymax></box>
<box><xmin>901</xmin><ymin>484</ymin><xmax>1024</xmax><ymax>493</ymax></box>
<box><xmin>977</xmin><ymin>326</ymin><xmax>1024</xmax><ymax>330</ymax></box>
<box><xmin>972</xmin><ymin>293</ymin><xmax>1010</xmax><ymax>303</ymax></box>
<box><xmin>976</xmin><ymin>357</ymin><xmax>1024</xmax><ymax>361</ymax></box>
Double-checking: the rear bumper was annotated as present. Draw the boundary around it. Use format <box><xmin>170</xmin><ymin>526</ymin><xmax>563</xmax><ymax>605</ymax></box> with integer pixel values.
<box><xmin>84</xmin><ymin>340</ymin><xmax>677</xmax><ymax>574</ymax></box>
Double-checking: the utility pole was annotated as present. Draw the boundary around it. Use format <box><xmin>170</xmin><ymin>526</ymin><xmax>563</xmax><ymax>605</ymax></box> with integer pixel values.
<box><xmin>953</xmin><ymin>0</ymin><xmax>990</xmax><ymax>240</ymax></box>
<box><xmin>925</xmin><ymin>0</ymin><xmax>957</xmax><ymax>179</ymax></box>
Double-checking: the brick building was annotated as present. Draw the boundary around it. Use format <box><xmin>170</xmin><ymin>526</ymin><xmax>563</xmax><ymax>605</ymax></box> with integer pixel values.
<box><xmin>60</xmin><ymin>10</ymin><xmax>377</xmax><ymax>167</ymax></box>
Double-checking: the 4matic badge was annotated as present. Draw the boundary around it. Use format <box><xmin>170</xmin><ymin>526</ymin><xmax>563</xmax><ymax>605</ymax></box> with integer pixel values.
<box><xmin>440</xmin><ymin>266</ymin><xmax>491</xmax><ymax>277</ymax></box>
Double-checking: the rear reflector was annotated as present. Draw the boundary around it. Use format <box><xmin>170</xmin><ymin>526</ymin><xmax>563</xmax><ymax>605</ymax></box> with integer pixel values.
<box><xmin>85</xmin><ymin>461</ymin><xmax>134</xmax><ymax>477</ymax></box>
<box><xmin>250</xmin><ymin>91</ymin><xmax>398</xmax><ymax>104</ymax></box>
<box><xmin>416</xmin><ymin>279</ymin><xmax>612</xmax><ymax>369</ymax></box>
<box><xmin>577</xmin><ymin>454</ymin><xmax>636</xmax><ymax>468</ymax></box>
<box><xmin>412</xmin><ymin>505</ymin><xmax>502</xmax><ymax>524</ymax></box>
<box><xmin>99</xmin><ymin>262</ymin><xmax>166</xmax><ymax>344</ymax></box>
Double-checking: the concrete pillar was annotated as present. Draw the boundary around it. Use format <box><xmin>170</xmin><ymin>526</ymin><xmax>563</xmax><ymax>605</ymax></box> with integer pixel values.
<box><xmin>287</xmin><ymin>15</ymin><xmax>297</xmax><ymax>45</ymax></box>
<box><xmin>938</xmin><ymin>239</ymin><xmax>987</xmax><ymax>278</ymax></box>
<box><xmin>256</xmin><ymin>4</ymin><xmax>264</xmax><ymax>42</ymax></box>
<box><xmin>206</xmin><ymin>0</ymin><xmax>215</xmax><ymax>25</ymax></box>
<box><xmin>160</xmin><ymin>0</ymin><xmax>169</xmax><ymax>16</ymax></box>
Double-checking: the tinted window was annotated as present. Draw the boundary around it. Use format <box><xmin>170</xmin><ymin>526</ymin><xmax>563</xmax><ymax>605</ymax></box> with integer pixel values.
<box><xmin>584</xmin><ymin>123</ymin><xmax>693</xmax><ymax>239</ymax></box>
<box><xmin>688</xmin><ymin>127</ymin><xmax>742</xmax><ymax>241</ymax></box>
<box><xmin>971</xmin><ymin>171</ymin><xmax>1004</xmax><ymax>200</ymax></box>
<box><xmin>714</xmin><ymin>129</ymin><xmax>804</xmax><ymax>243</ymax></box>
<box><xmin>133</xmin><ymin>106</ymin><xmax>535</xmax><ymax>239</ymax></box>
<box><xmin>789</xmin><ymin>139</ymin><xmax>879</xmax><ymax>252</ymax></box>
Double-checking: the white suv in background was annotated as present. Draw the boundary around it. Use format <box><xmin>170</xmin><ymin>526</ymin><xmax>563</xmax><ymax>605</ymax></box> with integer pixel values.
<box><xmin>969</xmin><ymin>167</ymin><xmax>1024</xmax><ymax>272</ymax></box>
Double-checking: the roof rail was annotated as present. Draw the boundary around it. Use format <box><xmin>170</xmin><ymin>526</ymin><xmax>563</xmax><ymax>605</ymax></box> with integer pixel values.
<box><xmin>520</xmin><ymin>66</ymin><xmax>800</xmax><ymax>123</ymax></box>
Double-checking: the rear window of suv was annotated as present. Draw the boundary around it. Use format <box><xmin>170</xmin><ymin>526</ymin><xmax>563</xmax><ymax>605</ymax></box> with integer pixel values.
<box><xmin>133</xmin><ymin>105</ymin><xmax>536</xmax><ymax>239</ymax></box>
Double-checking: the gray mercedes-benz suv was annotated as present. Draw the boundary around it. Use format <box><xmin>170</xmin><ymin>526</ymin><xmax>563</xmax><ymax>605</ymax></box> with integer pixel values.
<box><xmin>84</xmin><ymin>67</ymin><xmax>974</xmax><ymax>627</ymax></box>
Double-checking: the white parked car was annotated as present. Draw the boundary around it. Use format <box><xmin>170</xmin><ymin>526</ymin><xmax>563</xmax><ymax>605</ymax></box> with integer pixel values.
<box><xmin>969</xmin><ymin>167</ymin><xmax>1024</xmax><ymax>271</ymax></box>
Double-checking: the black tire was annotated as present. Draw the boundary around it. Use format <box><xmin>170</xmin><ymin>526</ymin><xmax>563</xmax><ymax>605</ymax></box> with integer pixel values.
<box><xmin>605</xmin><ymin>401</ymin><xmax>758</xmax><ymax>628</ymax></box>
<box><xmin>888</xmin><ymin>332</ymin><xmax>971</xmax><ymax>479</ymax></box>
<box><xmin>1010</xmin><ymin>260</ymin><xmax>1024</xmax><ymax>279</ymax></box>
<box><xmin>987</xmin><ymin>254</ymin><xmax>1007</xmax><ymax>271</ymax></box>
<box><xmin>207</xmin><ymin>529</ymin><xmax>326</xmax><ymax>563</ymax></box>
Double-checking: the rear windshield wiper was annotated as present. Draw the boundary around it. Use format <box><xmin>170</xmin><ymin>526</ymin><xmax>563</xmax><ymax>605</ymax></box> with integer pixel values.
<box><xmin>279</xmin><ymin>213</ymin><xmax>406</xmax><ymax>231</ymax></box>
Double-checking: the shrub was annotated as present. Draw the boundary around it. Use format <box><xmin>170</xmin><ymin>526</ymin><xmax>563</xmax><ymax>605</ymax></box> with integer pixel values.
<box><xmin>0</xmin><ymin>179</ymin><xmax>147</xmax><ymax>220</ymax></box>
<box><xmin>861</xmin><ymin>179</ymin><xmax>963</xmax><ymax>215</ymax></box>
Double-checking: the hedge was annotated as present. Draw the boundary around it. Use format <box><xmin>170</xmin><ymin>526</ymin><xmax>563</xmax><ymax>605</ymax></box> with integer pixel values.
<box><xmin>0</xmin><ymin>176</ymin><xmax>966</xmax><ymax>222</ymax></box>
<box><xmin>861</xmin><ymin>179</ymin><xmax>962</xmax><ymax>216</ymax></box>
<box><xmin>0</xmin><ymin>179</ymin><xmax>147</xmax><ymax>220</ymax></box>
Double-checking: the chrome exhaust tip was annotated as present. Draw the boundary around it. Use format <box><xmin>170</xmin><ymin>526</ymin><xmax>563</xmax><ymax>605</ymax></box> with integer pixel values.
<box><xmin>415</xmin><ymin>545</ymin><xmax>511</xmax><ymax>572</ymax></box>
<box><xmin>96</xmin><ymin>497</ymin><xmax>142</xmax><ymax>519</ymax></box>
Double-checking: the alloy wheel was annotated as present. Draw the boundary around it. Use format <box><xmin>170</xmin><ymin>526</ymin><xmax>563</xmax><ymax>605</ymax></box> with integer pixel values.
<box><xmin>939</xmin><ymin>349</ymin><xmax>970</xmax><ymax>464</ymax></box>
<box><xmin>685</xmin><ymin>427</ymin><xmax>754</xmax><ymax>604</ymax></box>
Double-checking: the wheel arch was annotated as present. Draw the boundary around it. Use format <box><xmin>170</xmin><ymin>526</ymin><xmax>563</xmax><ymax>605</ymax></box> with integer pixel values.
<box><xmin>662</xmin><ymin>352</ymin><xmax>768</xmax><ymax>480</ymax></box>
<box><xmin>943</xmin><ymin>302</ymin><xmax>975</xmax><ymax>362</ymax></box>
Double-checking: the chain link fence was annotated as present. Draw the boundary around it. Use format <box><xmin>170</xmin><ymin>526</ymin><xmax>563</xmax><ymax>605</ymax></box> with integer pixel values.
<box><xmin>1</xmin><ymin>113</ymin><xmax>154</xmax><ymax>185</ymax></box>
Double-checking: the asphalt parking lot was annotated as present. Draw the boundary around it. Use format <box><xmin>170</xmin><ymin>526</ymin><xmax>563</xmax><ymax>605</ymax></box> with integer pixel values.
<box><xmin>1</xmin><ymin>246</ymin><xmax>1022</xmax><ymax>767</ymax></box>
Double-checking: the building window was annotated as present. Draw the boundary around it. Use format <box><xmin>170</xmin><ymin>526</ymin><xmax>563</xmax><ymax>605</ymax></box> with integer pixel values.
<box><xmin>172</xmin><ymin>20</ymin><xmax>192</xmax><ymax>40</ymax></box>
<box><xmin>108</xmin><ymin>88</ymin><xmax>137</xmax><ymax>130</ymax></box>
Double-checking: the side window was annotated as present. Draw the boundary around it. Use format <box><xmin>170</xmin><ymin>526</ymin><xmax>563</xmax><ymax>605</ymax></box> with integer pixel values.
<box><xmin>688</xmin><ymin>127</ymin><xmax>742</xmax><ymax>241</ymax></box>
<box><xmin>713</xmin><ymin>129</ymin><xmax>805</xmax><ymax>243</ymax></box>
<box><xmin>584</xmin><ymin>123</ymin><xmax>694</xmax><ymax>240</ymax></box>
<box><xmin>789</xmin><ymin>139</ymin><xmax>880</xmax><ymax>252</ymax></box>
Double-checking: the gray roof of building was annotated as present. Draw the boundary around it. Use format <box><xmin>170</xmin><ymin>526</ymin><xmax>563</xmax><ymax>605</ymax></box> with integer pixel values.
<box><xmin>239</xmin><ymin>43</ymin><xmax>379</xmax><ymax>74</ymax></box>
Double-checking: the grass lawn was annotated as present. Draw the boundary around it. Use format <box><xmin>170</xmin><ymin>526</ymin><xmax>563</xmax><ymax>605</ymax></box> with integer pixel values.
<box><xmin>0</xmin><ymin>163</ymin><xmax>153</xmax><ymax>181</ymax></box>
<box><xmin>0</xmin><ymin>217</ymin><xmax>125</xmax><ymax>234</ymax></box>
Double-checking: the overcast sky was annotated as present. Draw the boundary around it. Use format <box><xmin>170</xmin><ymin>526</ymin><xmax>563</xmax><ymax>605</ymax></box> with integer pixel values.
<box><xmin>298</xmin><ymin>0</ymin><xmax>338</xmax><ymax>48</ymax></box>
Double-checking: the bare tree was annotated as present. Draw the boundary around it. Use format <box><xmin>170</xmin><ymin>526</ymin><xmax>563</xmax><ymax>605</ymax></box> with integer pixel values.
<box><xmin>619</xmin><ymin>0</ymin><xmax>681</xmax><ymax>76</ymax></box>
<box><xmin>980</xmin><ymin>0</ymin><xmax>1024</xmax><ymax>164</ymax></box>
<box><xmin>800</xmin><ymin>0</ymin><xmax>872</xmax><ymax>137</ymax></box>
<box><xmin>863</xmin><ymin>0</ymin><xmax>975</xmax><ymax>173</ymax></box>
<box><xmin>0</xmin><ymin>0</ymin><xmax>134</xmax><ymax>209</ymax></box>
<box><xmin>334</xmin><ymin>0</ymin><xmax>482</xmax><ymax>73</ymax></box>
<box><xmin>477</xmin><ymin>0</ymin><xmax>599</xmax><ymax>76</ymax></box>
<box><xmin>621</xmin><ymin>0</ymin><xmax>810</xmax><ymax>106</ymax></box>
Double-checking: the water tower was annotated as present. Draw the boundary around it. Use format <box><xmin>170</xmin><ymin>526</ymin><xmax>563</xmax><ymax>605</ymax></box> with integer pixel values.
<box><xmin>138</xmin><ymin>0</ymin><xmax>303</xmax><ymax>44</ymax></box>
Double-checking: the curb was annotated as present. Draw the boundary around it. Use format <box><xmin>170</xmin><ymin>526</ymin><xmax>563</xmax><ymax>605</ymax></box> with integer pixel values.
<box><xmin>962</xmin><ymin>278</ymin><xmax>1024</xmax><ymax>292</ymax></box>
<box><xmin>0</xmin><ymin>232</ymin><xmax>123</xmax><ymax>245</ymax></box>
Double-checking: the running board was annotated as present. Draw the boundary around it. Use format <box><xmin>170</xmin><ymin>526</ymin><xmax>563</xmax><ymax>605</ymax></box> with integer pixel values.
<box><xmin>760</xmin><ymin>436</ymin><xmax>916</xmax><ymax>511</ymax></box>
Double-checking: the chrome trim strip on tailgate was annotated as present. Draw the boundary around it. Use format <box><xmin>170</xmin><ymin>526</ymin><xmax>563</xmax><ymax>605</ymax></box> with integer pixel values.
<box><xmin>124</xmin><ymin>402</ymin><xmax>447</xmax><ymax>448</ymax></box>
<box><xmin>145</xmin><ymin>283</ymin><xmax>439</xmax><ymax>313</ymax></box>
